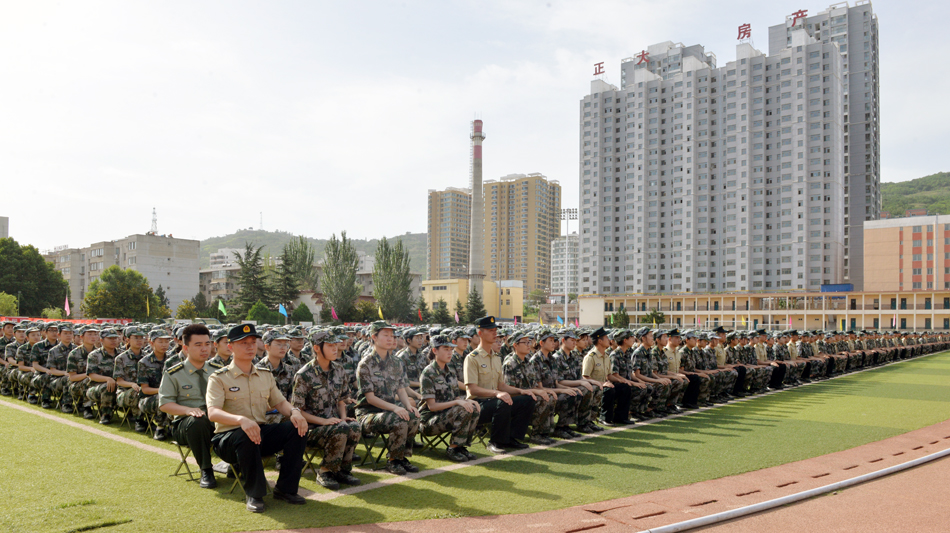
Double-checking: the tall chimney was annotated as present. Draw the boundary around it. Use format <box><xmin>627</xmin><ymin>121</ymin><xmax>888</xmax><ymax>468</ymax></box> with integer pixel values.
<box><xmin>469</xmin><ymin>120</ymin><xmax>486</xmax><ymax>281</ymax></box>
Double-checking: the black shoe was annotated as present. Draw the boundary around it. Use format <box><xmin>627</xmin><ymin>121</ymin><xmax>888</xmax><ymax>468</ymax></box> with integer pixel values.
<box><xmin>245</xmin><ymin>496</ymin><xmax>265</xmax><ymax>513</ymax></box>
<box><xmin>446</xmin><ymin>446</ymin><xmax>469</xmax><ymax>462</ymax></box>
<box><xmin>134</xmin><ymin>418</ymin><xmax>148</xmax><ymax>433</ymax></box>
<box><xmin>316</xmin><ymin>471</ymin><xmax>341</xmax><ymax>490</ymax></box>
<box><xmin>351</xmin><ymin>453</ymin><xmax>361</xmax><ymax>463</ymax></box>
<box><xmin>41</xmin><ymin>400</ymin><xmax>52</xmax><ymax>409</ymax></box>
<box><xmin>0</xmin><ymin>388</ymin><xmax>10</xmax><ymax>396</ymax></box>
<box><xmin>273</xmin><ymin>488</ymin><xmax>306</xmax><ymax>505</ymax></box>
<box><xmin>585</xmin><ymin>422</ymin><xmax>605</xmax><ymax>432</ymax></box>
<box><xmin>333</xmin><ymin>470</ymin><xmax>362</xmax><ymax>486</ymax></box>
<box><xmin>486</xmin><ymin>442</ymin><xmax>507</xmax><ymax>454</ymax></box>
<box><xmin>615</xmin><ymin>418</ymin><xmax>636</xmax><ymax>425</ymax></box>
<box><xmin>27</xmin><ymin>394</ymin><xmax>38</xmax><ymax>405</ymax></box>
<box><xmin>528</xmin><ymin>434</ymin><xmax>555</xmax><ymax>445</ymax></box>
<box><xmin>83</xmin><ymin>408</ymin><xmax>95</xmax><ymax>420</ymax></box>
<box><xmin>99</xmin><ymin>413</ymin><xmax>112</xmax><ymax>425</ymax></box>
<box><xmin>399</xmin><ymin>458</ymin><xmax>419</xmax><ymax>473</ymax></box>
<box><xmin>384</xmin><ymin>460</ymin><xmax>407</xmax><ymax>475</ymax></box>
<box><xmin>667</xmin><ymin>405</ymin><xmax>682</xmax><ymax>413</ymax></box>
<box><xmin>506</xmin><ymin>440</ymin><xmax>529</xmax><ymax>450</ymax></box>
<box><xmin>61</xmin><ymin>404</ymin><xmax>74</xmax><ymax>414</ymax></box>
<box><xmin>458</xmin><ymin>447</ymin><xmax>477</xmax><ymax>461</ymax></box>
<box><xmin>552</xmin><ymin>428</ymin><xmax>575</xmax><ymax>440</ymax></box>
<box><xmin>199</xmin><ymin>468</ymin><xmax>218</xmax><ymax>489</ymax></box>
<box><xmin>153</xmin><ymin>427</ymin><xmax>168</xmax><ymax>441</ymax></box>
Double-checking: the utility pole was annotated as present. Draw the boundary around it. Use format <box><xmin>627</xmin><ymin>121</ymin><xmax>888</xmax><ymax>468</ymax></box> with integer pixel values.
<box><xmin>560</xmin><ymin>208</ymin><xmax>577</xmax><ymax>325</ymax></box>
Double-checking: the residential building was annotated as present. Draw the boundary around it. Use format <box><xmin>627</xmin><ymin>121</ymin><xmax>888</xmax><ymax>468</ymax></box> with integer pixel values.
<box><xmin>579</xmin><ymin>288</ymin><xmax>950</xmax><ymax>331</ymax></box>
<box><xmin>550</xmin><ymin>234</ymin><xmax>579</xmax><ymax>304</ymax></box>
<box><xmin>580</xmin><ymin>12</ymin><xmax>850</xmax><ymax>295</ymax></box>
<box><xmin>209</xmin><ymin>248</ymin><xmax>243</xmax><ymax>268</ymax></box>
<box><xmin>769</xmin><ymin>2</ymin><xmax>880</xmax><ymax>289</ymax></box>
<box><xmin>485</xmin><ymin>173</ymin><xmax>561</xmax><ymax>294</ymax></box>
<box><xmin>420</xmin><ymin>278</ymin><xmax>523</xmax><ymax>322</ymax></box>
<box><xmin>863</xmin><ymin>215</ymin><xmax>950</xmax><ymax>292</ymax></box>
<box><xmin>427</xmin><ymin>187</ymin><xmax>472</xmax><ymax>280</ymax></box>
<box><xmin>0</xmin><ymin>216</ymin><xmax>8</xmax><ymax>239</ymax></box>
<box><xmin>45</xmin><ymin>234</ymin><xmax>200</xmax><ymax>317</ymax></box>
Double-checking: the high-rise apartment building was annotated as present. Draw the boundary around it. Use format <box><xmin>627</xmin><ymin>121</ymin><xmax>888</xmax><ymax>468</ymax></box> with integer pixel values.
<box><xmin>551</xmin><ymin>234</ymin><xmax>579</xmax><ymax>304</ymax></box>
<box><xmin>579</xmin><ymin>4</ymin><xmax>865</xmax><ymax>296</ymax></box>
<box><xmin>485</xmin><ymin>173</ymin><xmax>561</xmax><ymax>294</ymax></box>
<box><xmin>44</xmin><ymin>233</ymin><xmax>199</xmax><ymax>317</ymax></box>
<box><xmin>427</xmin><ymin>187</ymin><xmax>472</xmax><ymax>280</ymax></box>
<box><xmin>863</xmin><ymin>216</ymin><xmax>950</xmax><ymax>292</ymax></box>
<box><xmin>769</xmin><ymin>3</ymin><xmax>879</xmax><ymax>289</ymax></box>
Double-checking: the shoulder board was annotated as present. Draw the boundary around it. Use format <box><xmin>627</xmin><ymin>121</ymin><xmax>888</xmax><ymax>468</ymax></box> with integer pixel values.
<box><xmin>212</xmin><ymin>366</ymin><xmax>229</xmax><ymax>375</ymax></box>
<box><xmin>167</xmin><ymin>362</ymin><xmax>185</xmax><ymax>374</ymax></box>
<box><xmin>254</xmin><ymin>364</ymin><xmax>272</xmax><ymax>373</ymax></box>
<box><xmin>207</xmin><ymin>360</ymin><xmax>225</xmax><ymax>369</ymax></box>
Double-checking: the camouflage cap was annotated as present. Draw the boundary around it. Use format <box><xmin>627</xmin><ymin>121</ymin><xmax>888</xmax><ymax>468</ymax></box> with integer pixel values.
<box><xmin>430</xmin><ymin>334</ymin><xmax>454</xmax><ymax>349</ymax></box>
<box><xmin>25</xmin><ymin>326</ymin><xmax>41</xmax><ymax>335</ymax></box>
<box><xmin>286</xmin><ymin>327</ymin><xmax>306</xmax><ymax>338</ymax></box>
<box><xmin>311</xmin><ymin>328</ymin><xmax>345</xmax><ymax>344</ymax></box>
<box><xmin>41</xmin><ymin>322</ymin><xmax>59</xmax><ymax>331</ymax></box>
<box><xmin>559</xmin><ymin>328</ymin><xmax>578</xmax><ymax>339</ymax></box>
<box><xmin>403</xmin><ymin>328</ymin><xmax>424</xmax><ymax>340</ymax></box>
<box><xmin>509</xmin><ymin>330</ymin><xmax>533</xmax><ymax>344</ymax></box>
<box><xmin>262</xmin><ymin>329</ymin><xmax>290</xmax><ymax>344</ymax></box>
<box><xmin>149</xmin><ymin>329</ymin><xmax>173</xmax><ymax>341</ymax></box>
<box><xmin>124</xmin><ymin>326</ymin><xmax>146</xmax><ymax>337</ymax></box>
<box><xmin>212</xmin><ymin>329</ymin><xmax>228</xmax><ymax>342</ymax></box>
<box><xmin>99</xmin><ymin>328</ymin><xmax>119</xmax><ymax>338</ymax></box>
<box><xmin>536</xmin><ymin>328</ymin><xmax>557</xmax><ymax>342</ymax></box>
<box><xmin>369</xmin><ymin>320</ymin><xmax>394</xmax><ymax>335</ymax></box>
<box><xmin>13</xmin><ymin>322</ymin><xmax>28</xmax><ymax>331</ymax></box>
<box><xmin>58</xmin><ymin>323</ymin><xmax>75</xmax><ymax>333</ymax></box>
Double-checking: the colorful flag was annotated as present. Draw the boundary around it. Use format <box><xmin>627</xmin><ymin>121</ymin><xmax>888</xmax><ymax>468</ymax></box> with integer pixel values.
<box><xmin>64</xmin><ymin>297</ymin><xmax>70</xmax><ymax>316</ymax></box>
<box><xmin>741</xmin><ymin>316</ymin><xmax>746</xmax><ymax>326</ymax></box>
<box><xmin>331</xmin><ymin>307</ymin><xmax>339</xmax><ymax>321</ymax></box>
<box><xmin>788</xmin><ymin>317</ymin><xmax>792</xmax><ymax>326</ymax></box>
<box><xmin>146</xmin><ymin>296</ymin><xmax>150</xmax><ymax>317</ymax></box>
<box><xmin>218</xmin><ymin>300</ymin><xmax>227</xmax><ymax>316</ymax></box>
<box><xmin>378</xmin><ymin>306</ymin><xmax>384</xmax><ymax>320</ymax></box>
<box><xmin>454</xmin><ymin>311</ymin><xmax>460</xmax><ymax>323</ymax></box>
<box><xmin>609</xmin><ymin>314</ymin><xmax>613</xmax><ymax>325</ymax></box>
<box><xmin>557</xmin><ymin>315</ymin><xmax>564</xmax><ymax>325</ymax></box>
<box><xmin>279</xmin><ymin>304</ymin><xmax>288</xmax><ymax>317</ymax></box>
<box><xmin>418</xmin><ymin>309</ymin><xmax>423</xmax><ymax>321</ymax></box>
<box><xmin>514</xmin><ymin>316</ymin><xmax>518</xmax><ymax>325</ymax></box>
<box><xmin>575</xmin><ymin>318</ymin><xmax>579</xmax><ymax>327</ymax></box>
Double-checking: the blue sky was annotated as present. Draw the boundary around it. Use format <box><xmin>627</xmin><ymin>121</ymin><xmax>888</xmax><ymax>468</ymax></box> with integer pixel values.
<box><xmin>1</xmin><ymin>0</ymin><xmax>946</xmax><ymax>251</ymax></box>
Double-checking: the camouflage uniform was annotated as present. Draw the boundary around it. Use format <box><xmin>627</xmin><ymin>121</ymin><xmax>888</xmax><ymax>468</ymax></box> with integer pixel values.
<box><xmin>395</xmin><ymin>347</ymin><xmax>427</xmax><ymax>389</ymax></box>
<box><xmin>419</xmin><ymin>361</ymin><xmax>478</xmax><ymax>447</ymax></box>
<box><xmin>503</xmin><ymin>353</ymin><xmax>554</xmax><ymax>436</ymax></box>
<box><xmin>530</xmin><ymin>350</ymin><xmax>579</xmax><ymax>430</ymax></box>
<box><xmin>259</xmin><ymin>355</ymin><xmax>302</xmax><ymax>424</ymax></box>
<box><xmin>612</xmin><ymin>346</ymin><xmax>650</xmax><ymax>417</ymax></box>
<box><xmin>552</xmin><ymin>347</ymin><xmax>601</xmax><ymax>427</ymax></box>
<box><xmin>291</xmin><ymin>359</ymin><xmax>360</xmax><ymax>473</ymax></box>
<box><xmin>113</xmin><ymin>348</ymin><xmax>144</xmax><ymax>417</ymax></box>
<box><xmin>678</xmin><ymin>345</ymin><xmax>712</xmax><ymax>404</ymax></box>
<box><xmin>85</xmin><ymin>347</ymin><xmax>119</xmax><ymax>415</ymax></box>
<box><xmin>658</xmin><ymin>345</ymin><xmax>688</xmax><ymax>406</ymax></box>
<box><xmin>28</xmin><ymin>338</ymin><xmax>57</xmax><ymax>401</ymax></box>
<box><xmin>66</xmin><ymin>344</ymin><xmax>95</xmax><ymax>409</ymax></box>
<box><xmin>40</xmin><ymin>341</ymin><xmax>75</xmax><ymax>409</ymax></box>
<box><xmin>640</xmin><ymin>346</ymin><xmax>671</xmax><ymax>409</ymax></box>
<box><xmin>356</xmin><ymin>352</ymin><xmax>419</xmax><ymax>460</ymax></box>
<box><xmin>14</xmin><ymin>342</ymin><xmax>37</xmax><ymax>400</ymax></box>
<box><xmin>137</xmin><ymin>353</ymin><xmax>170</xmax><ymax>428</ymax></box>
<box><xmin>0</xmin><ymin>338</ymin><xmax>20</xmax><ymax>394</ymax></box>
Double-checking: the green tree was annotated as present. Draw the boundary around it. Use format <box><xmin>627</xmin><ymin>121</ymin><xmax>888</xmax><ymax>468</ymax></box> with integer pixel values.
<box><xmin>291</xmin><ymin>304</ymin><xmax>314</xmax><ymax>324</ymax></box>
<box><xmin>321</xmin><ymin>232</ymin><xmax>361</xmax><ymax>323</ymax></box>
<box><xmin>641</xmin><ymin>307</ymin><xmax>665</xmax><ymax>327</ymax></box>
<box><xmin>246</xmin><ymin>300</ymin><xmax>280</xmax><ymax>324</ymax></box>
<box><xmin>432</xmin><ymin>297</ymin><xmax>451</xmax><ymax>326</ymax></box>
<box><xmin>191</xmin><ymin>292</ymin><xmax>209</xmax><ymax>316</ymax></box>
<box><xmin>41</xmin><ymin>307</ymin><xmax>65</xmax><ymax>319</ymax></box>
<box><xmin>154</xmin><ymin>285</ymin><xmax>170</xmax><ymax>308</ymax></box>
<box><xmin>271</xmin><ymin>247</ymin><xmax>300</xmax><ymax>312</ymax></box>
<box><xmin>372</xmin><ymin>237</ymin><xmax>413</xmax><ymax>322</ymax></box>
<box><xmin>81</xmin><ymin>265</ymin><xmax>161</xmax><ymax>321</ymax></box>
<box><xmin>285</xmin><ymin>235</ymin><xmax>320</xmax><ymax>291</ymax></box>
<box><xmin>175</xmin><ymin>300</ymin><xmax>199</xmax><ymax>320</ymax></box>
<box><xmin>355</xmin><ymin>300</ymin><xmax>378</xmax><ymax>323</ymax></box>
<box><xmin>454</xmin><ymin>299</ymin><xmax>465</xmax><ymax>325</ymax></box>
<box><xmin>0</xmin><ymin>238</ymin><xmax>70</xmax><ymax>316</ymax></box>
<box><xmin>609</xmin><ymin>305</ymin><xmax>630</xmax><ymax>328</ymax></box>
<box><xmin>233</xmin><ymin>243</ymin><xmax>269</xmax><ymax>316</ymax></box>
<box><xmin>527</xmin><ymin>289</ymin><xmax>547</xmax><ymax>309</ymax></box>
<box><xmin>415</xmin><ymin>295</ymin><xmax>430</xmax><ymax>324</ymax></box>
<box><xmin>0</xmin><ymin>292</ymin><xmax>17</xmax><ymax>316</ymax></box>
<box><xmin>568</xmin><ymin>292</ymin><xmax>578</xmax><ymax>304</ymax></box>
<box><xmin>465</xmin><ymin>285</ymin><xmax>487</xmax><ymax>325</ymax></box>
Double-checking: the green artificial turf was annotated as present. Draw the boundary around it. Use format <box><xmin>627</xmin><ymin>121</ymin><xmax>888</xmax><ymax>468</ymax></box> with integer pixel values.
<box><xmin>3</xmin><ymin>353</ymin><xmax>950</xmax><ymax>532</ymax></box>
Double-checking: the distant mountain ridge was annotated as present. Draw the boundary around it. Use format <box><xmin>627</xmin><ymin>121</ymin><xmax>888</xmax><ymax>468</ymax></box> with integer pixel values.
<box><xmin>199</xmin><ymin>229</ymin><xmax>427</xmax><ymax>276</ymax></box>
<box><xmin>881</xmin><ymin>172</ymin><xmax>950</xmax><ymax>217</ymax></box>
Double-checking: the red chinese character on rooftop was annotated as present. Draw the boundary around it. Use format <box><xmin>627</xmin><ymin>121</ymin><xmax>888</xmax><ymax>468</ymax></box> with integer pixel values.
<box><xmin>594</xmin><ymin>62</ymin><xmax>605</xmax><ymax>75</ymax></box>
<box><xmin>636</xmin><ymin>50</ymin><xmax>649</xmax><ymax>65</ymax></box>
<box><xmin>791</xmin><ymin>9</ymin><xmax>808</xmax><ymax>26</ymax></box>
<box><xmin>738</xmin><ymin>23</ymin><xmax>751</xmax><ymax>40</ymax></box>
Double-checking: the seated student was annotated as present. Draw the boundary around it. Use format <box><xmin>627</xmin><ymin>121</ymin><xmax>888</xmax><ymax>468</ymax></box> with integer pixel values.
<box><xmin>530</xmin><ymin>329</ymin><xmax>584</xmax><ymax>440</ymax></box>
<box><xmin>464</xmin><ymin>316</ymin><xmax>536</xmax><ymax>454</ymax></box>
<box><xmin>290</xmin><ymin>329</ymin><xmax>362</xmax><ymax>490</ymax></box>
<box><xmin>114</xmin><ymin>327</ymin><xmax>148</xmax><ymax>433</ymax></box>
<box><xmin>582</xmin><ymin>328</ymin><xmax>625</xmax><ymax>425</ymax></box>
<box><xmin>355</xmin><ymin>321</ymin><xmax>421</xmax><ymax>476</ymax></box>
<box><xmin>39</xmin><ymin>324</ymin><xmax>76</xmax><ymax>413</ymax></box>
<box><xmin>66</xmin><ymin>327</ymin><xmax>98</xmax><ymax>419</ymax></box>
<box><xmin>502</xmin><ymin>331</ymin><xmax>553</xmax><ymax>446</ymax></box>
<box><xmin>395</xmin><ymin>328</ymin><xmax>427</xmax><ymax>402</ymax></box>
<box><xmin>419</xmin><ymin>334</ymin><xmax>480</xmax><ymax>462</ymax></box>
<box><xmin>551</xmin><ymin>329</ymin><xmax>604</xmax><ymax>433</ymax></box>
<box><xmin>207</xmin><ymin>329</ymin><xmax>233</xmax><ymax>368</ymax></box>
<box><xmin>604</xmin><ymin>329</ymin><xmax>639</xmax><ymax>424</ymax></box>
<box><xmin>139</xmin><ymin>329</ymin><xmax>173</xmax><ymax>440</ymax></box>
<box><xmin>85</xmin><ymin>328</ymin><xmax>121</xmax><ymax>424</ymax></box>
<box><xmin>207</xmin><ymin>324</ymin><xmax>309</xmax><ymax>513</ymax></box>
<box><xmin>258</xmin><ymin>330</ymin><xmax>302</xmax><ymax>424</ymax></box>
<box><xmin>159</xmin><ymin>324</ymin><xmax>218</xmax><ymax>489</ymax></box>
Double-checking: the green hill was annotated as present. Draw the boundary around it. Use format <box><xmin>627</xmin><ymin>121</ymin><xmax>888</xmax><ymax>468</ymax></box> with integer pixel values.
<box><xmin>199</xmin><ymin>229</ymin><xmax>428</xmax><ymax>277</ymax></box>
<box><xmin>881</xmin><ymin>171</ymin><xmax>950</xmax><ymax>216</ymax></box>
